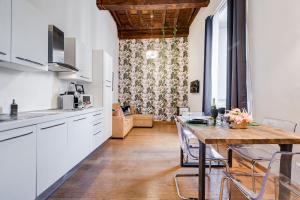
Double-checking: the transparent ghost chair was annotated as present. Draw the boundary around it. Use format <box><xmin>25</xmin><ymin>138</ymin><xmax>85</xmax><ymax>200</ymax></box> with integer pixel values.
<box><xmin>219</xmin><ymin>152</ymin><xmax>300</xmax><ymax>200</ymax></box>
<box><xmin>228</xmin><ymin>118</ymin><xmax>297</xmax><ymax>191</ymax></box>
<box><xmin>175</xmin><ymin>118</ymin><xmax>229</xmax><ymax>199</ymax></box>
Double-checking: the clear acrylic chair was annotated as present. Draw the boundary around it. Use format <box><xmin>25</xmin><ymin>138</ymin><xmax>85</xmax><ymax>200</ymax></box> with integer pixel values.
<box><xmin>219</xmin><ymin>152</ymin><xmax>300</xmax><ymax>200</ymax></box>
<box><xmin>175</xmin><ymin>118</ymin><xmax>229</xmax><ymax>200</ymax></box>
<box><xmin>228</xmin><ymin>118</ymin><xmax>297</xmax><ymax>191</ymax></box>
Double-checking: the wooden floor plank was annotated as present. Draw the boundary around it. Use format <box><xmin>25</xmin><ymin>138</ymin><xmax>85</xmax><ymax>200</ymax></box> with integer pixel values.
<box><xmin>49</xmin><ymin>123</ymin><xmax>254</xmax><ymax>200</ymax></box>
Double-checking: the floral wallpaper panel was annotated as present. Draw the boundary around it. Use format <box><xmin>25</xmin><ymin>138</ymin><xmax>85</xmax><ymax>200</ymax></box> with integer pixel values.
<box><xmin>119</xmin><ymin>37</ymin><xmax>189</xmax><ymax>121</ymax></box>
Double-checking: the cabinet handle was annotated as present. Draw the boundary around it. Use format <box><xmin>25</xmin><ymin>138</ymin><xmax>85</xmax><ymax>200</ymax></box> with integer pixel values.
<box><xmin>93</xmin><ymin>122</ymin><xmax>102</xmax><ymax>126</ymax></box>
<box><xmin>105</xmin><ymin>85</ymin><xmax>111</xmax><ymax>88</ymax></box>
<box><xmin>80</xmin><ymin>75</ymin><xmax>89</xmax><ymax>79</ymax></box>
<box><xmin>93</xmin><ymin>130</ymin><xmax>101</xmax><ymax>136</ymax></box>
<box><xmin>0</xmin><ymin>131</ymin><xmax>33</xmax><ymax>143</ymax></box>
<box><xmin>93</xmin><ymin>113</ymin><xmax>102</xmax><ymax>117</ymax></box>
<box><xmin>105</xmin><ymin>80</ymin><xmax>111</xmax><ymax>83</ymax></box>
<box><xmin>41</xmin><ymin>122</ymin><xmax>66</xmax><ymax>130</ymax></box>
<box><xmin>15</xmin><ymin>56</ymin><xmax>44</xmax><ymax>66</ymax></box>
<box><xmin>0</xmin><ymin>51</ymin><xmax>7</xmax><ymax>56</ymax></box>
<box><xmin>73</xmin><ymin>117</ymin><xmax>86</xmax><ymax>122</ymax></box>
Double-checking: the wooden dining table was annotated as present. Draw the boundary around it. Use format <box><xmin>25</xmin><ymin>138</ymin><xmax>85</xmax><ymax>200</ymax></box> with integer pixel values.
<box><xmin>176</xmin><ymin>116</ymin><xmax>300</xmax><ymax>200</ymax></box>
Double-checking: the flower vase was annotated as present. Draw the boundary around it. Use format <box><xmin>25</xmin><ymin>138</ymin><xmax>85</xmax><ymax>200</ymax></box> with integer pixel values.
<box><xmin>230</xmin><ymin>121</ymin><xmax>248</xmax><ymax>129</ymax></box>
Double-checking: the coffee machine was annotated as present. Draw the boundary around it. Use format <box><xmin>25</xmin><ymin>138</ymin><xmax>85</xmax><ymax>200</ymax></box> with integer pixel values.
<box><xmin>60</xmin><ymin>82</ymin><xmax>83</xmax><ymax>110</ymax></box>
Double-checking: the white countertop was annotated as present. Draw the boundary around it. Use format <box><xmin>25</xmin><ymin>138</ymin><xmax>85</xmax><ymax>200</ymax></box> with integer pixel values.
<box><xmin>0</xmin><ymin>107</ymin><xmax>103</xmax><ymax>132</ymax></box>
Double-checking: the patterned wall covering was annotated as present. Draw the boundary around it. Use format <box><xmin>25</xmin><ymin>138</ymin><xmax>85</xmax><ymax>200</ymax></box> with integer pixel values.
<box><xmin>119</xmin><ymin>37</ymin><xmax>189</xmax><ymax>121</ymax></box>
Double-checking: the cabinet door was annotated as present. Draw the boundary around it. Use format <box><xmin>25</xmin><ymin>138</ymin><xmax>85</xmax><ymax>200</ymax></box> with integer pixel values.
<box><xmin>0</xmin><ymin>126</ymin><xmax>36</xmax><ymax>200</ymax></box>
<box><xmin>67</xmin><ymin>115</ymin><xmax>91</xmax><ymax>170</ymax></box>
<box><xmin>0</xmin><ymin>0</ymin><xmax>11</xmax><ymax>62</ymax></box>
<box><xmin>103</xmin><ymin>52</ymin><xmax>113</xmax><ymax>139</ymax></box>
<box><xmin>103</xmin><ymin>51</ymin><xmax>113</xmax><ymax>83</ymax></box>
<box><xmin>11</xmin><ymin>0</ymin><xmax>47</xmax><ymax>70</ymax></box>
<box><xmin>104</xmin><ymin>85</ymin><xmax>112</xmax><ymax>139</ymax></box>
<box><xmin>37</xmin><ymin>120</ymin><xmax>68</xmax><ymax>195</ymax></box>
<box><xmin>81</xmin><ymin>46</ymin><xmax>92</xmax><ymax>81</ymax></box>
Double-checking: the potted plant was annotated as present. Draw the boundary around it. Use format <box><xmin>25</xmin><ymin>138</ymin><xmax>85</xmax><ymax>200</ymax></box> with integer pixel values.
<box><xmin>225</xmin><ymin>108</ymin><xmax>252</xmax><ymax>129</ymax></box>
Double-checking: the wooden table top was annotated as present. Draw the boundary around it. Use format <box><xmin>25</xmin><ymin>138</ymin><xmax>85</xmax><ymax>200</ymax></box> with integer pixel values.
<box><xmin>177</xmin><ymin>116</ymin><xmax>300</xmax><ymax>145</ymax></box>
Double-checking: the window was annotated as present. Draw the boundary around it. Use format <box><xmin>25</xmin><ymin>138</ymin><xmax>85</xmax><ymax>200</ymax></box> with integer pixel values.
<box><xmin>211</xmin><ymin>3</ymin><xmax>227</xmax><ymax>108</ymax></box>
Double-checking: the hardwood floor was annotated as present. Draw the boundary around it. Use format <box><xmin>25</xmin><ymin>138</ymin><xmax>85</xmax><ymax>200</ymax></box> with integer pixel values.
<box><xmin>49</xmin><ymin>123</ymin><xmax>251</xmax><ymax>200</ymax></box>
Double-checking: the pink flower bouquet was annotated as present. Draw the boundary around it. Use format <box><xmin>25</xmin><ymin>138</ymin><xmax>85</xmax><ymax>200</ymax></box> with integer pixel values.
<box><xmin>225</xmin><ymin>108</ymin><xmax>252</xmax><ymax>129</ymax></box>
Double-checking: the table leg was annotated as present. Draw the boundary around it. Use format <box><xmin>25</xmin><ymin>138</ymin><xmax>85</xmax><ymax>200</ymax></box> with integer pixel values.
<box><xmin>198</xmin><ymin>140</ymin><xmax>206</xmax><ymax>200</ymax></box>
<box><xmin>180</xmin><ymin>148</ymin><xmax>184</xmax><ymax>167</ymax></box>
<box><xmin>279</xmin><ymin>144</ymin><xmax>293</xmax><ymax>200</ymax></box>
<box><xmin>228</xmin><ymin>148</ymin><xmax>233</xmax><ymax>168</ymax></box>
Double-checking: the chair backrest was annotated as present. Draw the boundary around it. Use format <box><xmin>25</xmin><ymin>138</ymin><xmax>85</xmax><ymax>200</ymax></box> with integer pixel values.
<box><xmin>175</xmin><ymin>118</ymin><xmax>188</xmax><ymax>153</ymax></box>
<box><xmin>257</xmin><ymin>152</ymin><xmax>300</xmax><ymax>200</ymax></box>
<box><xmin>175</xmin><ymin>118</ymin><xmax>198</xmax><ymax>160</ymax></box>
<box><xmin>263</xmin><ymin>117</ymin><xmax>297</xmax><ymax>133</ymax></box>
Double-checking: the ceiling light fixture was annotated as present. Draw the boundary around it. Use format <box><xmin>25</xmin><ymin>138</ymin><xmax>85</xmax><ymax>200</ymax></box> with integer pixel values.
<box><xmin>146</xmin><ymin>50</ymin><xmax>158</xmax><ymax>60</ymax></box>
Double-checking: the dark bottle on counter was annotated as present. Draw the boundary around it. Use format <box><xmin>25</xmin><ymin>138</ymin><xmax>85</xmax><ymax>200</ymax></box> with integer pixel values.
<box><xmin>10</xmin><ymin>99</ymin><xmax>18</xmax><ymax>116</ymax></box>
<box><xmin>211</xmin><ymin>98</ymin><xmax>218</xmax><ymax>126</ymax></box>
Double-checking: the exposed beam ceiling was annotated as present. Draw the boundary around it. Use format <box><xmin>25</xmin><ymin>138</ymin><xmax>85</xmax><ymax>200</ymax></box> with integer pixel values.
<box><xmin>97</xmin><ymin>0</ymin><xmax>210</xmax><ymax>10</ymax></box>
<box><xmin>97</xmin><ymin>0</ymin><xmax>210</xmax><ymax>39</ymax></box>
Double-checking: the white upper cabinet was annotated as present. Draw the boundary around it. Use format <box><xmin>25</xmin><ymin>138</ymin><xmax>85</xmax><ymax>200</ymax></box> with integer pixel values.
<box><xmin>10</xmin><ymin>0</ymin><xmax>48</xmax><ymax>71</ymax></box>
<box><xmin>0</xmin><ymin>0</ymin><xmax>11</xmax><ymax>62</ymax></box>
<box><xmin>59</xmin><ymin>38</ymin><xmax>92</xmax><ymax>82</ymax></box>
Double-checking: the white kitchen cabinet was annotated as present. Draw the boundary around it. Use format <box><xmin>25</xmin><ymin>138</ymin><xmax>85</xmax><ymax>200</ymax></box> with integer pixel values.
<box><xmin>0</xmin><ymin>126</ymin><xmax>36</xmax><ymax>200</ymax></box>
<box><xmin>59</xmin><ymin>38</ymin><xmax>92</xmax><ymax>82</ymax></box>
<box><xmin>90</xmin><ymin>111</ymin><xmax>105</xmax><ymax>152</ymax></box>
<box><xmin>0</xmin><ymin>0</ymin><xmax>11</xmax><ymax>62</ymax></box>
<box><xmin>10</xmin><ymin>0</ymin><xmax>48</xmax><ymax>71</ymax></box>
<box><xmin>67</xmin><ymin>114</ymin><xmax>91</xmax><ymax>170</ymax></box>
<box><xmin>86</xmin><ymin>50</ymin><xmax>113</xmax><ymax>140</ymax></box>
<box><xmin>37</xmin><ymin>120</ymin><xmax>68</xmax><ymax>196</ymax></box>
<box><xmin>103</xmin><ymin>51</ymin><xmax>113</xmax><ymax>139</ymax></box>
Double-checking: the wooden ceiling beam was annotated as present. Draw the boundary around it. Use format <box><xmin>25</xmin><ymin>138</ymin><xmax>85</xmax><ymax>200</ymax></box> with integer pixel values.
<box><xmin>188</xmin><ymin>8</ymin><xmax>200</xmax><ymax>26</ymax></box>
<box><xmin>162</xmin><ymin>10</ymin><xmax>166</xmax><ymax>28</ymax></box>
<box><xmin>118</xmin><ymin>28</ymin><xmax>189</xmax><ymax>39</ymax></box>
<box><xmin>110</xmin><ymin>11</ymin><xmax>121</xmax><ymax>27</ymax></box>
<box><xmin>174</xmin><ymin>10</ymin><xmax>179</xmax><ymax>27</ymax></box>
<box><xmin>138</xmin><ymin>10</ymin><xmax>144</xmax><ymax>28</ymax></box>
<box><xmin>125</xmin><ymin>10</ymin><xmax>134</xmax><ymax>28</ymax></box>
<box><xmin>97</xmin><ymin>0</ymin><xmax>210</xmax><ymax>11</ymax></box>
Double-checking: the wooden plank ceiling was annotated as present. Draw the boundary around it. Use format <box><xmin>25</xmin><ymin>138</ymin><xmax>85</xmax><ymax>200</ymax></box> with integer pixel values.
<box><xmin>97</xmin><ymin>0</ymin><xmax>210</xmax><ymax>39</ymax></box>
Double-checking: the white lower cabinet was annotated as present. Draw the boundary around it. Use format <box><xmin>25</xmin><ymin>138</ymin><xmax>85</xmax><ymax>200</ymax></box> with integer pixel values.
<box><xmin>0</xmin><ymin>109</ymin><xmax>106</xmax><ymax>198</ymax></box>
<box><xmin>90</xmin><ymin>111</ymin><xmax>105</xmax><ymax>152</ymax></box>
<box><xmin>67</xmin><ymin>114</ymin><xmax>91</xmax><ymax>170</ymax></box>
<box><xmin>37</xmin><ymin>120</ymin><xmax>68</xmax><ymax>196</ymax></box>
<box><xmin>0</xmin><ymin>126</ymin><xmax>36</xmax><ymax>200</ymax></box>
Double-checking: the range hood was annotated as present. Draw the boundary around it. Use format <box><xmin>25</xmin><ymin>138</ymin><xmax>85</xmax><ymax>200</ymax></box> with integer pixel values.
<box><xmin>48</xmin><ymin>25</ymin><xmax>79</xmax><ymax>72</ymax></box>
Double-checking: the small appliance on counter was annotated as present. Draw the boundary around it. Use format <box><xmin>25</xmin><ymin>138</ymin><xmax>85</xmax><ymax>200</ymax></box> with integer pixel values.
<box><xmin>59</xmin><ymin>83</ymin><xmax>93</xmax><ymax>110</ymax></box>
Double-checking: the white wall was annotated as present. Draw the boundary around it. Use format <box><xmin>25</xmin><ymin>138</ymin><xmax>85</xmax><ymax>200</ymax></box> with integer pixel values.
<box><xmin>189</xmin><ymin>0</ymin><xmax>300</xmax><ymax>133</ymax></box>
<box><xmin>248</xmin><ymin>0</ymin><xmax>300</xmax><ymax>133</ymax></box>
<box><xmin>0</xmin><ymin>0</ymin><xmax>119</xmax><ymax>113</ymax></box>
<box><xmin>188</xmin><ymin>0</ymin><xmax>222</xmax><ymax>112</ymax></box>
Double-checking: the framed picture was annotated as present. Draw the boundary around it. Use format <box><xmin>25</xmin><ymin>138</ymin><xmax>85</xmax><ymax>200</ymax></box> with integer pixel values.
<box><xmin>190</xmin><ymin>80</ymin><xmax>200</xmax><ymax>93</ymax></box>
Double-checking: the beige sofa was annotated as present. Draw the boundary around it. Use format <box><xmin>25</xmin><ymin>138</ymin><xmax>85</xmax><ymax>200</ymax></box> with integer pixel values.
<box><xmin>132</xmin><ymin>114</ymin><xmax>153</xmax><ymax>127</ymax></box>
<box><xmin>112</xmin><ymin>103</ymin><xmax>133</xmax><ymax>138</ymax></box>
<box><xmin>112</xmin><ymin>104</ymin><xmax>154</xmax><ymax>138</ymax></box>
